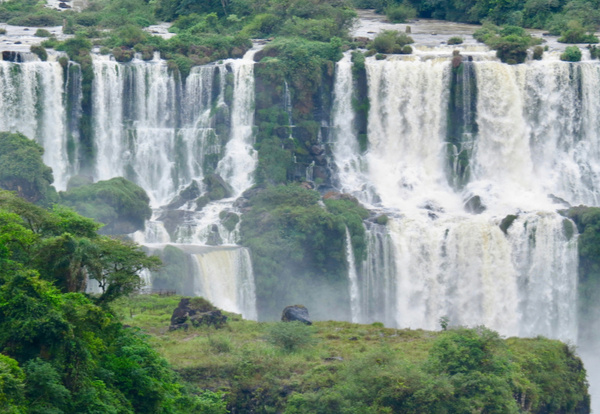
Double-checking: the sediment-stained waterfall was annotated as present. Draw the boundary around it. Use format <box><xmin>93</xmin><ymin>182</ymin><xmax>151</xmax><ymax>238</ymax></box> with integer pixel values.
<box><xmin>332</xmin><ymin>54</ymin><xmax>589</xmax><ymax>345</ymax></box>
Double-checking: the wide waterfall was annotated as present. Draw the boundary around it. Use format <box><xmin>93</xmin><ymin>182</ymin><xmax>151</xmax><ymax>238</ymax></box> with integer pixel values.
<box><xmin>331</xmin><ymin>53</ymin><xmax>594</xmax><ymax>347</ymax></box>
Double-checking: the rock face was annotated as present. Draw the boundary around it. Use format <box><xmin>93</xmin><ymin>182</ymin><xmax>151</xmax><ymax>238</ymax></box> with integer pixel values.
<box><xmin>169</xmin><ymin>297</ymin><xmax>227</xmax><ymax>330</ymax></box>
<box><xmin>281</xmin><ymin>305</ymin><xmax>312</xmax><ymax>325</ymax></box>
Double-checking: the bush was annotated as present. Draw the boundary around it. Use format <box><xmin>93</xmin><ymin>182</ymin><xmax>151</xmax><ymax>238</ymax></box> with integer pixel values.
<box><xmin>447</xmin><ymin>36</ymin><xmax>463</xmax><ymax>45</ymax></box>
<box><xmin>34</xmin><ymin>28</ymin><xmax>52</xmax><ymax>37</ymax></box>
<box><xmin>533</xmin><ymin>45</ymin><xmax>544</xmax><ymax>60</ymax></box>
<box><xmin>561</xmin><ymin>45</ymin><xmax>582</xmax><ymax>62</ymax></box>
<box><xmin>371</xmin><ymin>30</ymin><xmax>413</xmax><ymax>53</ymax></box>
<box><xmin>559</xmin><ymin>20</ymin><xmax>599</xmax><ymax>44</ymax></box>
<box><xmin>30</xmin><ymin>45</ymin><xmax>47</xmax><ymax>61</ymax></box>
<box><xmin>385</xmin><ymin>2</ymin><xmax>416</xmax><ymax>23</ymax></box>
<box><xmin>0</xmin><ymin>28</ymin><xmax>6</xmax><ymax>35</ymax></box>
<box><xmin>266</xmin><ymin>321</ymin><xmax>315</xmax><ymax>352</ymax></box>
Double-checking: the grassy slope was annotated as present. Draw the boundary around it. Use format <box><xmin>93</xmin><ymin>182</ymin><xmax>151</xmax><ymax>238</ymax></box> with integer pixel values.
<box><xmin>112</xmin><ymin>294</ymin><xmax>590</xmax><ymax>413</ymax></box>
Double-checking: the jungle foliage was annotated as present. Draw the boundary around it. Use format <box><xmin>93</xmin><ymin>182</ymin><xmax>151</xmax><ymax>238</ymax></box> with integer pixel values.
<box><xmin>0</xmin><ymin>190</ymin><xmax>228</xmax><ymax>413</ymax></box>
<box><xmin>60</xmin><ymin>177</ymin><xmax>152</xmax><ymax>235</ymax></box>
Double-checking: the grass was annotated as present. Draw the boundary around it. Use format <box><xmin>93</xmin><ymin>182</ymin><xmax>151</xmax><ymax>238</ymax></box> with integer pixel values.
<box><xmin>111</xmin><ymin>294</ymin><xmax>589</xmax><ymax>413</ymax></box>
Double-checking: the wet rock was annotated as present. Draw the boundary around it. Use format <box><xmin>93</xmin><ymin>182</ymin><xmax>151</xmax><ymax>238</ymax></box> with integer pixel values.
<box><xmin>281</xmin><ymin>305</ymin><xmax>312</xmax><ymax>325</ymax></box>
<box><xmin>464</xmin><ymin>195</ymin><xmax>486</xmax><ymax>214</ymax></box>
<box><xmin>157</xmin><ymin>209</ymin><xmax>187</xmax><ymax>237</ymax></box>
<box><xmin>166</xmin><ymin>180</ymin><xmax>201</xmax><ymax>209</ymax></box>
<box><xmin>548</xmin><ymin>194</ymin><xmax>571</xmax><ymax>207</ymax></box>
<box><xmin>203</xmin><ymin>173</ymin><xmax>233</xmax><ymax>201</ymax></box>
<box><xmin>499</xmin><ymin>214</ymin><xmax>518</xmax><ymax>234</ymax></box>
<box><xmin>205</xmin><ymin>224</ymin><xmax>223</xmax><ymax>246</ymax></box>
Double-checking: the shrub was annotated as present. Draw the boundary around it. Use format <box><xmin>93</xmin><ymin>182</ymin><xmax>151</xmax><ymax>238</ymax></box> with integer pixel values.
<box><xmin>447</xmin><ymin>36</ymin><xmax>463</xmax><ymax>45</ymax></box>
<box><xmin>112</xmin><ymin>46</ymin><xmax>134</xmax><ymax>62</ymax></box>
<box><xmin>371</xmin><ymin>30</ymin><xmax>413</xmax><ymax>53</ymax></box>
<box><xmin>385</xmin><ymin>2</ymin><xmax>416</xmax><ymax>23</ymax></box>
<box><xmin>533</xmin><ymin>45</ymin><xmax>544</xmax><ymax>60</ymax></box>
<box><xmin>561</xmin><ymin>45</ymin><xmax>582</xmax><ymax>62</ymax></box>
<box><xmin>559</xmin><ymin>20</ymin><xmax>599</xmax><ymax>44</ymax></box>
<box><xmin>30</xmin><ymin>45</ymin><xmax>47</xmax><ymax>61</ymax></box>
<box><xmin>375</xmin><ymin>53</ymin><xmax>386</xmax><ymax>60</ymax></box>
<box><xmin>34</xmin><ymin>28</ymin><xmax>52</xmax><ymax>37</ymax></box>
<box><xmin>266</xmin><ymin>321</ymin><xmax>315</xmax><ymax>352</ymax></box>
<box><xmin>0</xmin><ymin>28</ymin><xmax>6</xmax><ymax>35</ymax></box>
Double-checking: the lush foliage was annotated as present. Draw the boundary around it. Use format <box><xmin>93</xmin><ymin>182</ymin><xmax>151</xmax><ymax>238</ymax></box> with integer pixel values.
<box><xmin>473</xmin><ymin>24</ymin><xmax>542</xmax><ymax>64</ymax></box>
<box><xmin>0</xmin><ymin>191</ymin><xmax>227</xmax><ymax>413</ymax></box>
<box><xmin>369</xmin><ymin>29</ymin><xmax>414</xmax><ymax>54</ymax></box>
<box><xmin>115</xmin><ymin>294</ymin><xmax>591</xmax><ymax>414</ymax></box>
<box><xmin>0</xmin><ymin>132</ymin><xmax>57</xmax><ymax>205</ymax></box>
<box><xmin>561</xmin><ymin>45</ymin><xmax>583</xmax><ymax>61</ymax></box>
<box><xmin>60</xmin><ymin>177</ymin><xmax>152</xmax><ymax>235</ymax></box>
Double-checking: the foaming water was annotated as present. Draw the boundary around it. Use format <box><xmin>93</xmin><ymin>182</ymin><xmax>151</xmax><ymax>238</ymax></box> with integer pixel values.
<box><xmin>0</xmin><ymin>61</ymin><xmax>72</xmax><ymax>190</ymax></box>
<box><xmin>331</xmin><ymin>54</ymin><xmax>588</xmax><ymax>347</ymax></box>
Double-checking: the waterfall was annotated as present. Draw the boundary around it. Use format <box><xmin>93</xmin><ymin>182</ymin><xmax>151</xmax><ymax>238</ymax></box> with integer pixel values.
<box><xmin>331</xmin><ymin>55</ymin><xmax>584</xmax><ymax>345</ymax></box>
<box><xmin>90</xmin><ymin>54</ymin><xmax>258</xmax><ymax>316</ymax></box>
<box><xmin>216</xmin><ymin>49</ymin><xmax>258</xmax><ymax>197</ymax></box>
<box><xmin>92</xmin><ymin>57</ymin><xmax>179</xmax><ymax>206</ymax></box>
<box><xmin>191</xmin><ymin>247</ymin><xmax>257</xmax><ymax>320</ymax></box>
<box><xmin>0</xmin><ymin>60</ymin><xmax>72</xmax><ymax>190</ymax></box>
<box><xmin>345</xmin><ymin>227</ymin><xmax>360</xmax><ymax>323</ymax></box>
<box><xmin>332</xmin><ymin>52</ymin><xmax>373</xmax><ymax>202</ymax></box>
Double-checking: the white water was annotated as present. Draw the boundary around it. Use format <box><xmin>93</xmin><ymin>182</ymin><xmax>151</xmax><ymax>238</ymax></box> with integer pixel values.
<box><xmin>0</xmin><ymin>60</ymin><xmax>71</xmax><ymax>190</ymax></box>
<box><xmin>332</xmin><ymin>54</ymin><xmax>586</xmax><ymax>348</ymax></box>
<box><xmin>90</xmin><ymin>53</ymin><xmax>259</xmax><ymax>317</ymax></box>
<box><xmin>216</xmin><ymin>50</ymin><xmax>258</xmax><ymax>197</ymax></box>
<box><xmin>191</xmin><ymin>247</ymin><xmax>257</xmax><ymax>320</ymax></box>
<box><xmin>345</xmin><ymin>227</ymin><xmax>360</xmax><ymax>322</ymax></box>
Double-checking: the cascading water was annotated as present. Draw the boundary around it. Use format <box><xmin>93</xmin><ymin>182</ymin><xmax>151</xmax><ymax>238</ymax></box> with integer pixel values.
<box><xmin>190</xmin><ymin>246</ymin><xmax>257</xmax><ymax>320</ymax></box>
<box><xmin>216</xmin><ymin>50</ymin><xmax>258</xmax><ymax>197</ymax></box>
<box><xmin>88</xmin><ymin>52</ymin><xmax>260</xmax><ymax>318</ymax></box>
<box><xmin>331</xmin><ymin>53</ymin><xmax>586</xmax><ymax>348</ymax></box>
<box><xmin>345</xmin><ymin>227</ymin><xmax>360</xmax><ymax>323</ymax></box>
<box><xmin>0</xmin><ymin>59</ymin><xmax>74</xmax><ymax>190</ymax></box>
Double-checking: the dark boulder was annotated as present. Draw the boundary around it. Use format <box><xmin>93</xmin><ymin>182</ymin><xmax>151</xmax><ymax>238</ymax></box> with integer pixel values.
<box><xmin>281</xmin><ymin>305</ymin><xmax>312</xmax><ymax>325</ymax></box>
<box><xmin>203</xmin><ymin>174</ymin><xmax>233</xmax><ymax>201</ymax></box>
<box><xmin>464</xmin><ymin>195</ymin><xmax>486</xmax><ymax>214</ymax></box>
<box><xmin>165</xmin><ymin>180</ymin><xmax>201</xmax><ymax>209</ymax></box>
<box><xmin>169</xmin><ymin>297</ymin><xmax>227</xmax><ymax>330</ymax></box>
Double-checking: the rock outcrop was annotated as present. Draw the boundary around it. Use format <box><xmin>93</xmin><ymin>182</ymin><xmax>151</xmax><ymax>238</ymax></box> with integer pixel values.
<box><xmin>169</xmin><ymin>297</ymin><xmax>227</xmax><ymax>330</ymax></box>
<box><xmin>281</xmin><ymin>305</ymin><xmax>312</xmax><ymax>325</ymax></box>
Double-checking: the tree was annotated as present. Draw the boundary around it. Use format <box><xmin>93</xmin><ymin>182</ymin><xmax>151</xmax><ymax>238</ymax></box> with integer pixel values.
<box><xmin>0</xmin><ymin>190</ymin><xmax>159</xmax><ymax>303</ymax></box>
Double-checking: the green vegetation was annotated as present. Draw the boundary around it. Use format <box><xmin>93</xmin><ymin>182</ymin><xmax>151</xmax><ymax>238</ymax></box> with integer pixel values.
<box><xmin>60</xmin><ymin>176</ymin><xmax>152</xmax><ymax>235</ymax></box>
<box><xmin>370</xmin><ymin>30</ymin><xmax>414</xmax><ymax>54</ymax></box>
<box><xmin>239</xmin><ymin>186</ymin><xmax>370</xmax><ymax>321</ymax></box>
<box><xmin>0</xmin><ymin>191</ymin><xmax>228</xmax><ymax>413</ymax></box>
<box><xmin>0</xmin><ymin>132</ymin><xmax>57</xmax><ymax>206</ymax></box>
<box><xmin>447</xmin><ymin>36</ymin><xmax>463</xmax><ymax>45</ymax></box>
<box><xmin>561</xmin><ymin>45</ymin><xmax>583</xmax><ymax>61</ymax></box>
<box><xmin>358</xmin><ymin>0</ymin><xmax>600</xmax><ymax>43</ymax></box>
<box><xmin>385</xmin><ymin>1</ymin><xmax>416</xmax><ymax>23</ymax></box>
<box><xmin>473</xmin><ymin>24</ymin><xmax>542</xmax><ymax>64</ymax></box>
<box><xmin>239</xmin><ymin>185</ymin><xmax>350</xmax><ymax>320</ymax></box>
<box><xmin>113</xmin><ymin>293</ymin><xmax>590</xmax><ymax>413</ymax></box>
